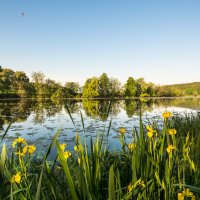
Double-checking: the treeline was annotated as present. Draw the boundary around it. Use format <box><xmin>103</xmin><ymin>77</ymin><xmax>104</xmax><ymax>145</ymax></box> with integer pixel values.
<box><xmin>0</xmin><ymin>66</ymin><xmax>81</xmax><ymax>99</ymax></box>
<box><xmin>0</xmin><ymin>65</ymin><xmax>199</xmax><ymax>98</ymax></box>
<box><xmin>159</xmin><ymin>82</ymin><xmax>200</xmax><ymax>97</ymax></box>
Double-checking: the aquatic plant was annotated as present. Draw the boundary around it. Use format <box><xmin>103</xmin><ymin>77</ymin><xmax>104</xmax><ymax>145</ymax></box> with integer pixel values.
<box><xmin>0</xmin><ymin>112</ymin><xmax>200</xmax><ymax>199</ymax></box>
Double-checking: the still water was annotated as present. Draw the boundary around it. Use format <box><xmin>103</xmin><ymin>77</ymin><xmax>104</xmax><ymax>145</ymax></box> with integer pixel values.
<box><xmin>0</xmin><ymin>98</ymin><xmax>200</xmax><ymax>158</ymax></box>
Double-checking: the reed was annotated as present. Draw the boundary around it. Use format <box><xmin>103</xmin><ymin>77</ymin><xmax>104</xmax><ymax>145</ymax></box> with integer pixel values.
<box><xmin>0</xmin><ymin>111</ymin><xmax>200</xmax><ymax>199</ymax></box>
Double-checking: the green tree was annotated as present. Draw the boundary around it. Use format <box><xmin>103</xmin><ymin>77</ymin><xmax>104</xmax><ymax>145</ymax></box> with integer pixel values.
<box><xmin>98</xmin><ymin>73</ymin><xmax>110</xmax><ymax>97</ymax></box>
<box><xmin>146</xmin><ymin>82</ymin><xmax>155</xmax><ymax>97</ymax></box>
<box><xmin>155</xmin><ymin>86</ymin><xmax>183</xmax><ymax>97</ymax></box>
<box><xmin>44</xmin><ymin>79</ymin><xmax>60</xmax><ymax>98</ymax></box>
<box><xmin>31</xmin><ymin>71</ymin><xmax>45</xmax><ymax>98</ymax></box>
<box><xmin>82</xmin><ymin>77</ymin><xmax>99</xmax><ymax>98</ymax></box>
<box><xmin>109</xmin><ymin>78</ymin><xmax>122</xmax><ymax>97</ymax></box>
<box><xmin>12</xmin><ymin>71</ymin><xmax>30</xmax><ymax>97</ymax></box>
<box><xmin>135</xmin><ymin>78</ymin><xmax>146</xmax><ymax>97</ymax></box>
<box><xmin>0</xmin><ymin>68</ymin><xmax>15</xmax><ymax>94</ymax></box>
<box><xmin>51</xmin><ymin>87</ymin><xmax>65</xmax><ymax>101</ymax></box>
<box><xmin>64</xmin><ymin>82</ymin><xmax>80</xmax><ymax>98</ymax></box>
<box><xmin>124</xmin><ymin>77</ymin><xmax>136</xmax><ymax>97</ymax></box>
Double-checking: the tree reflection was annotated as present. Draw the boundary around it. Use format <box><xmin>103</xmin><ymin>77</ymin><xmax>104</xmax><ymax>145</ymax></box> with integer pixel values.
<box><xmin>109</xmin><ymin>100</ymin><xmax>121</xmax><ymax>116</ymax></box>
<box><xmin>124</xmin><ymin>100</ymin><xmax>137</xmax><ymax>118</ymax></box>
<box><xmin>124</xmin><ymin>99</ymin><xmax>155</xmax><ymax>117</ymax></box>
<box><xmin>0</xmin><ymin>99</ymin><xmax>33</xmax><ymax>127</ymax></box>
<box><xmin>0</xmin><ymin>98</ymin><xmax>200</xmax><ymax>129</ymax></box>
<box><xmin>82</xmin><ymin>100</ymin><xmax>100</xmax><ymax>119</ymax></box>
<box><xmin>32</xmin><ymin>100</ymin><xmax>63</xmax><ymax>124</ymax></box>
<box><xmin>64</xmin><ymin>100</ymin><xmax>80</xmax><ymax>114</ymax></box>
<box><xmin>82</xmin><ymin>100</ymin><xmax>120</xmax><ymax>121</ymax></box>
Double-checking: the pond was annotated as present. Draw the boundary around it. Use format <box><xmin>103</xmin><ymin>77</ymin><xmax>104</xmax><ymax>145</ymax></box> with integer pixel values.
<box><xmin>0</xmin><ymin>97</ymin><xmax>200</xmax><ymax>159</ymax></box>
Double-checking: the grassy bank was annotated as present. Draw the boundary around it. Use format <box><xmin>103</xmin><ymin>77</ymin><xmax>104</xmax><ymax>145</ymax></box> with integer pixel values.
<box><xmin>0</xmin><ymin>112</ymin><xmax>200</xmax><ymax>199</ymax></box>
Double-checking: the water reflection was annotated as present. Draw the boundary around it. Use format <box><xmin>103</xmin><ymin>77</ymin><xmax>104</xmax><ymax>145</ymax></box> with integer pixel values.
<box><xmin>0</xmin><ymin>97</ymin><xmax>200</xmax><ymax>159</ymax></box>
<box><xmin>0</xmin><ymin>98</ymin><xmax>200</xmax><ymax>165</ymax></box>
<box><xmin>0</xmin><ymin>98</ymin><xmax>200</xmax><ymax>128</ymax></box>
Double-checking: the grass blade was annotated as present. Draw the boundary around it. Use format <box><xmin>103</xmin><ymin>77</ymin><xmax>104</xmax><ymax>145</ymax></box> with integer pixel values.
<box><xmin>80</xmin><ymin>110</ymin><xmax>85</xmax><ymax>134</ymax></box>
<box><xmin>44</xmin><ymin>129</ymin><xmax>61</xmax><ymax>160</ymax></box>
<box><xmin>56</xmin><ymin>141</ymin><xmax>78</xmax><ymax>200</ymax></box>
<box><xmin>35</xmin><ymin>163</ymin><xmax>44</xmax><ymax>200</ymax></box>
<box><xmin>108</xmin><ymin>165</ymin><xmax>115</xmax><ymax>200</ymax></box>
<box><xmin>65</xmin><ymin>103</ymin><xmax>77</xmax><ymax>130</ymax></box>
<box><xmin>0</xmin><ymin>143</ymin><xmax>6</xmax><ymax>177</ymax></box>
<box><xmin>107</xmin><ymin>118</ymin><xmax>112</xmax><ymax>137</ymax></box>
<box><xmin>1</xmin><ymin>120</ymin><xmax>12</xmax><ymax>143</ymax></box>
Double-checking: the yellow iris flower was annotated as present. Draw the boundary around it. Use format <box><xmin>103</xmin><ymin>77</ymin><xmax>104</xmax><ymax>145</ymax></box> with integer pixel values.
<box><xmin>167</xmin><ymin>144</ymin><xmax>176</xmax><ymax>153</ymax></box>
<box><xmin>23</xmin><ymin>145</ymin><xmax>36</xmax><ymax>155</ymax></box>
<box><xmin>12</xmin><ymin>137</ymin><xmax>26</xmax><ymax>148</ymax></box>
<box><xmin>119</xmin><ymin>127</ymin><xmax>126</xmax><ymax>134</ymax></box>
<box><xmin>146</xmin><ymin>126</ymin><xmax>157</xmax><ymax>138</ymax></box>
<box><xmin>128</xmin><ymin>143</ymin><xmax>136</xmax><ymax>152</ymax></box>
<box><xmin>10</xmin><ymin>172</ymin><xmax>21</xmax><ymax>184</ymax></box>
<box><xmin>162</xmin><ymin>111</ymin><xmax>172</xmax><ymax>119</ymax></box>
<box><xmin>168</xmin><ymin>129</ymin><xmax>177</xmax><ymax>136</ymax></box>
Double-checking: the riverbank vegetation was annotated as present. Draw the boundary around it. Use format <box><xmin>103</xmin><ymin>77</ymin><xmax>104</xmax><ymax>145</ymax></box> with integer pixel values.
<box><xmin>1</xmin><ymin>98</ymin><xmax>200</xmax><ymax>130</ymax></box>
<box><xmin>0</xmin><ymin>111</ymin><xmax>200</xmax><ymax>199</ymax></box>
<box><xmin>0</xmin><ymin>66</ymin><xmax>199</xmax><ymax>99</ymax></box>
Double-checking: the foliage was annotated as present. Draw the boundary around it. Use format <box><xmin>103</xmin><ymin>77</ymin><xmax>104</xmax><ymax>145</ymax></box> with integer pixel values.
<box><xmin>109</xmin><ymin>78</ymin><xmax>122</xmax><ymax>97</ymax></box>
<box><xmin>99</xmin><ymin>73</ymin><xmax>110</xmax><ymax>97</ymax></box>
<box><xmin>124</xmin><ymin>77</ymin><xmax>137</xmax><ymax>97</ymax></box>
<box><xmin>0</xmin><ymin>112</ymin><xmax>200</xmax><ymax>199</ymax></box>
<box><xmin>82</xmin><ymin>77</ymin><xmax>100</xmax><ymax>98</ymax></box>
<box><xmin>156</xmin><ymin>82</ymin><xmax>200</xmax><ymax>97</ymax></box>
<box><xmin>0</xmin><ymin>65</ymin><xmax>200</xmax><ymax>99</ymax></box>
<box><xmin>155</xmin><ymin>86</ymin><xmax>184</xmax><ymax>97</ymax></box>
<box><xmin>64</xmin><ymin>82</ymin><xmax>80</xmax><ymax>98</ymax></box>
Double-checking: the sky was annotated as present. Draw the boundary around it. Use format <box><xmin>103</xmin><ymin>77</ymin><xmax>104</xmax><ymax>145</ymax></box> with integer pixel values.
<box><xmin>0</xmin><ymin>0</ymin><xmax>200</xmax><ymax>86</ymax></box>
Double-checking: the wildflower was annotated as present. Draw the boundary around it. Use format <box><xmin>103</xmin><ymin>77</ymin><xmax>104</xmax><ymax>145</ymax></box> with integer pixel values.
<box><xmin>63</xmin><ymin>151</ymin><xmax>72</xmax><ymax>159</ymax></box>
<box><xmin>16</xmin><ymin>150</ymin><xmax>25</xmax><ymax>156</ymax></box>
<box><xmin>74</xmin><ymin>145</ymin><xmax>81</xmax><ymax>152</ymax></box>
<box><xmin>10</xmin><ymin>172</ymin><xmax>21</xmax><ymax>184</ymax></box>
<box><xmin>167</xmin><ymin>144</ymin><xmax>176</xmax><ymax>154</ymax></box>
<box><xmin>59</xmin><ymin>143</ymin><xmax>67</xmax><ymax>151</ymax></box>
<box><xmin>78</xmin><ymin>157</ymin><xmax>81</xmax><ymax>165</ymax></box>
<box><xmin>178</xmin><ymin>192</ymin><xmax>184</xmax><ymax>200</ymax></box>
<box><xmin>127</xmin><ymin>183</ymin><xmax>134</xmax><ymax>192</ymax></box>
<box><xmin>58</xmin><ymin>144</ymin><xmax>71</xmax><ymax>161</ymax></box>
<box><xmin>146</xmin><ymin>126</ymin><xmax>157</xmax><ymax>138</ymax></box>
<box><xmin>119</xmin><ymin>127</ymin><xmax>126</xmax><ymax>134</ymax></box>
<box><xmin>168</xmin><ymin>129</ymin><xmax>177</xmax><ymax>136</ymax></box>
<box><xmin>183</xmin><ymin>188</ymin><xmax>195</xmax><ymax>198</ymax></box>
<box><xmin>23</xmin><ymin>145</ymin><xmax>36</xmax><ymax>155</ymax></box>
<box><xmin>178</xmin><ymin>188</ymin><xmax>196</xmax><ymax>200</ymax></box>
<box><xmin>12</xmin><ymin>137</ymin><xmax>26</xmax><ymax>148</ymax></box>
<box><xmin>128</xmin><ymin>143</ymin><xmax>136</xmax><ymax>152</ymax></box>
<box><xmin>162</xmin><ymin>111</ymin><xmax>172</xmax><ymax>119</ymax></box>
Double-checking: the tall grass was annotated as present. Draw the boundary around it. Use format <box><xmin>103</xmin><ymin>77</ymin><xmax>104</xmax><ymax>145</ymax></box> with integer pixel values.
<box><xmin>0</xmin><ymin>112</ymin><xmax>200</xmax><ymax>199</ymax></box>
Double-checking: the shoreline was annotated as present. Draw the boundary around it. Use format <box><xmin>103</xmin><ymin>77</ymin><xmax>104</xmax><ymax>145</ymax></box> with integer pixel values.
<box><xmin>0</xmin><ymin>96</ymin><xmax>200</xmax><ymax>101</ymax></box>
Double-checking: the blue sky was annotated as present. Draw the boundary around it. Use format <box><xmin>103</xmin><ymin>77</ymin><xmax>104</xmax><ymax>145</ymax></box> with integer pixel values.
<box><xmin>0</xmin><ymin>0</ymin><xmax>200</xmax><ymax>85</ymax></box>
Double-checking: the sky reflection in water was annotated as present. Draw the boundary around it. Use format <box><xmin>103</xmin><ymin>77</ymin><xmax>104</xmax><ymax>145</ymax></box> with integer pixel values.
<box><xmin>0</xmin><ymin>98</ymin><xmax>199</xmax><ymax>159</ymax></box>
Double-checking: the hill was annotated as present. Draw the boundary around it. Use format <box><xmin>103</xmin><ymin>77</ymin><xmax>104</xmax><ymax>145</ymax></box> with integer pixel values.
<box><xmin>158</xmin><ymin>82</ymin><xmax>200</xmax><ymax>96</ymax></box>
